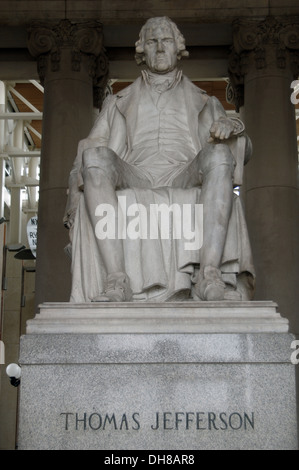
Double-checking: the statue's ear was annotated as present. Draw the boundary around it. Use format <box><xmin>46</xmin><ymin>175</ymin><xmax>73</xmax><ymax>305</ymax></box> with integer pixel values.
<box><xmin>135</xmin><ymin>53</ymin><xmax>146</xmax><ymax>66</ymax></box>
<box><xmin>178</xmin><ymin>50</ymin><xmax>189</xmax><ymax>61</ymax></box>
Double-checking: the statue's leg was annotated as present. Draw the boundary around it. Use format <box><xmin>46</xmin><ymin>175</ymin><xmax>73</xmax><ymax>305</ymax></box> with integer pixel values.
<box><xmin>194</xmin><ymin>143</ymin><xmax>235</xmax><ymax>301</ymax></box>
<box><xmin>82</xmin><ymin>147</ymin><xmax>132</xmax><ymax>301</ymax></box>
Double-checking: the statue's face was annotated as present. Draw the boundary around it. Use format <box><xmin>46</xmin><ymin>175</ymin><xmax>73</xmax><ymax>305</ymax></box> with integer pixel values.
<box><xmin>143</xmin><ymin>23</ymin><xmax>178</xmax><ymax>73</ymax></box>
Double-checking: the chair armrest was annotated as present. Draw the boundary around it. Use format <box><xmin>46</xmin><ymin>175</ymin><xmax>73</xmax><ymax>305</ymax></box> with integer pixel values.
<box><xmin>227</xmin><ymin>135</ymin><xmax>252</xmax><ymax>187</ymax></box>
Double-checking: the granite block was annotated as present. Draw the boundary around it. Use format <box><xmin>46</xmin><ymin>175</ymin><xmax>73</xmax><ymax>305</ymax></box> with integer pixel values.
<box><xmin>17</xmin><ymin>331</ymin><xmax>298</xmax><ymax>450</ymax></box>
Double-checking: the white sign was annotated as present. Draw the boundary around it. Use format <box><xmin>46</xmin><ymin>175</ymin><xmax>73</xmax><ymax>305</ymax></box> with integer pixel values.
<box><xmin>27</xmin><ymin>216</ymin><xmax>38</xmax><ymax>258</ymax></box>
<box><xmin>0</xmin><ymin>340</ymin><xmax>4</xmax><ymax>364</ymax></box>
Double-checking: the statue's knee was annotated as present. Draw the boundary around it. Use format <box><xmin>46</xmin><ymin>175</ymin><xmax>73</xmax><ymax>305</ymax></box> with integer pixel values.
<box><xmin>201</xmin><ymin>143</ymin><xmax>235</xmax><ymax>175</ymax></box>
<box><xmin>83</xmin><ymin>147</ymin><xmax>102</xmax><ymax>170</ymax></box>
<box><xmin>210</xmin><ymin>143</ymin><xmax>234</xmax><ymax>165</ymax></box>
<box><xmin>82</xmin><ymin>147</ymin><xmax>119</xmax><ymax>187</ymax></box>
<box><xmin>82</xmin><ymin>148</ymin><xmax>108</xmax><ymax>175</ymax></box>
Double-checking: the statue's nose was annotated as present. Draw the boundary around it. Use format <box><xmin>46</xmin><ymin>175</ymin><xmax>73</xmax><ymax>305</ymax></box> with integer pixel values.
<box><xmin>156</xmin><ymin>40</ymin><xmax>165</xmax><ymax>52</ymax></box>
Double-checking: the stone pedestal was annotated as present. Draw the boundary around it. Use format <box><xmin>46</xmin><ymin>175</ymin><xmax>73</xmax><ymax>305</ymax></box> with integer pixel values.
<box><xmin>17</xmin><ymin>302</ymin><xmax>297</xmax><ymax>450</ymax></box>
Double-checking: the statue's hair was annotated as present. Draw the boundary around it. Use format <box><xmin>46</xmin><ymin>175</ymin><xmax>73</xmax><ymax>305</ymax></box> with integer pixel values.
<box><xmin>135</xmin><ymin>17</ymin><xmax>189</xmax><ymax>65</ymax></box>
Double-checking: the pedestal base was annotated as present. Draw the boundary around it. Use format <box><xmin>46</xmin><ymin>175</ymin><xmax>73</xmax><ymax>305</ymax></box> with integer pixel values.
<box><xmin>17</xmin><ymin>302</ymin><xmax>297</xmax><ymax>450</ymax></box>
<box><xmin>26</xmin><ymin>300</ymin><xmax>289</xmax><ymax>333</ymax></box>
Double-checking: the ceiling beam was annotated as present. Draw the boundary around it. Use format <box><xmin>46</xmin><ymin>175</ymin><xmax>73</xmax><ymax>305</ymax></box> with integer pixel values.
<box><xmin>1</xmin><ymin>0</ymin><xmax>298</xmax><ymax>26</ymax></box>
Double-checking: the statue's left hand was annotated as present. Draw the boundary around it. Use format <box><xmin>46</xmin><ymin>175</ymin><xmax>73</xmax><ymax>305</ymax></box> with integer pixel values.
<box><xmin>208</xmin><ymin>118</ymin><xmax>235</xmax><ymax>142</ymax></box>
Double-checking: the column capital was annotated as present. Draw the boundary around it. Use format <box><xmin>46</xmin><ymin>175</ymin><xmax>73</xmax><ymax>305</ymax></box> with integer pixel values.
<box><xmin>27</xmin><ymin>19</ymin><xmax>109</xmax><ymax>107</ymax></box>
<box><xmin>227</xmin><ymin>16</ymin><xmax>299</xmax><ymax>110</ymax></box>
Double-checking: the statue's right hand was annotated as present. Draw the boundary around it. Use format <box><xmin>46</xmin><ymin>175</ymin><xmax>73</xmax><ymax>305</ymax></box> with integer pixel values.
<box><xmin>63</xmin><ymin>209</ymin><xmax>76</xmax><ymax>230</ymax></box>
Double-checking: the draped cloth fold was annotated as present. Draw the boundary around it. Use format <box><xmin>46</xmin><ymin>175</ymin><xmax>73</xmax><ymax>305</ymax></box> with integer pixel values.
<box><xmin>69</xmin><ymin>187</ymin><xmax>255</xmax><ymax>303</ymax></box>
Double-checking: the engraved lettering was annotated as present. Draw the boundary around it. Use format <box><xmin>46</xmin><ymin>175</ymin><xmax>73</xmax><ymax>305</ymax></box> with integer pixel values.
<box><xmin>59</xmin><ymin>410</ymin><xmax>255</xmax><ymax>431</ymax></box>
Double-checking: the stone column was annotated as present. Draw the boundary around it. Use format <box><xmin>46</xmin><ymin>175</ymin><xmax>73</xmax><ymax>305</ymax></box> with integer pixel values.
<box><xmin>228</xmin><ymin>17</ymin><xmax>299</xmax><ymax>333</ymax></box>
<box><xmin>27</xmin><ymin>20</ymin><xmax>108</xmax><ymax>304</ymax></box>
<box><xmin>9</xmin><ymin>121</ymin><xmax>24</xmax><ymax>244</ymax></box>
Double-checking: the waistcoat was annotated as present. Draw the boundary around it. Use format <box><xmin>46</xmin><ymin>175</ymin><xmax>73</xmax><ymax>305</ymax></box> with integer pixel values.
<box><xmin>124</xmin><ymin>80</ymin><xmax>197</xmax><ymax>186</ymax></box>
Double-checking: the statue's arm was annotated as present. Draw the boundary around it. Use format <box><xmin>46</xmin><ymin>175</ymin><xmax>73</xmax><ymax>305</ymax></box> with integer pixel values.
<box><xmin>208</xmin><ymin>96</ymin><xmax>245</xmax><ymax>141</ymax></box>
<box><xmin>63</xmin><ymin>95</ymin><xmax>118</xmax><ymax>231</ymax></box>
<box><xmin>63</xmin><ymin>140</ymin><xmax>85</xmax><ymax>230</ymax></box>
<box><xmin>207</xmin><ymin>96</ymin><xmax>252</xmax><ymax>164</ymax></box>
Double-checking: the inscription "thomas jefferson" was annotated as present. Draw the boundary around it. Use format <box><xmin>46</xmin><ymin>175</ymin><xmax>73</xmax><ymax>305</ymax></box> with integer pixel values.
<box><xmin>60</xmin><ymin>411</ymin><xmax>254</xmax><ymax>431</ymax></box>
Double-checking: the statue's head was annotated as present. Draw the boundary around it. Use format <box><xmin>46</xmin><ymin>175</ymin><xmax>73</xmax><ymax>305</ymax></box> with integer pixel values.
<box><xmin>135</xmin><ymin>17</ymin><xmax>189</xmax><ymax>73</ymax></box>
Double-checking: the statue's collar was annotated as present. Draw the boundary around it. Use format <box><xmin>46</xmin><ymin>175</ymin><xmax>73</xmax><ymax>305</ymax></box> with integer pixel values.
<box><xmin>142</xmin><ymin>68</ymin><xmax>182</xmax><ymax>93</ymax></box>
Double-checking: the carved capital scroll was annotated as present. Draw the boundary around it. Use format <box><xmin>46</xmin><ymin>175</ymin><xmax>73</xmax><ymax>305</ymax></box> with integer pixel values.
<box><xmin>227</xmin><ymin>16</ymin><xmax>299</xmax><ymax>111</ymax></box>
<box><xmin>27</xmin><ymin>19</ymin><xmax>109</xmax><ymax>108</ymax></box>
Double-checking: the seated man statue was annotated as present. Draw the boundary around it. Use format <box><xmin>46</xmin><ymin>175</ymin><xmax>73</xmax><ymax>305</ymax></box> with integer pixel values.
<box><xmin>64</xmin><ymin>16</ymin><xmax>255</xmax><ymax>303</ymax></box>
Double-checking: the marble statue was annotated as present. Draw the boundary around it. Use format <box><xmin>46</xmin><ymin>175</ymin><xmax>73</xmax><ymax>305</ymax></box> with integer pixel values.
<box><xmin>64</xmin><ymin>16</ymin><xmax>255</xmax><ymax>303</ymax></box>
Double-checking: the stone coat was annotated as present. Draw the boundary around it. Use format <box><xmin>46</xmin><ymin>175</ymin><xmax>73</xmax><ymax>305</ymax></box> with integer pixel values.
<box><xmin>65</xmin><ymin>73</ymin><xmax>254</xmax><ymax>302</ymax></box>
<box><xmin>70</xmin><ymin>73</ymin><xmax>247</xmax><ymax>190</ymax></box>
